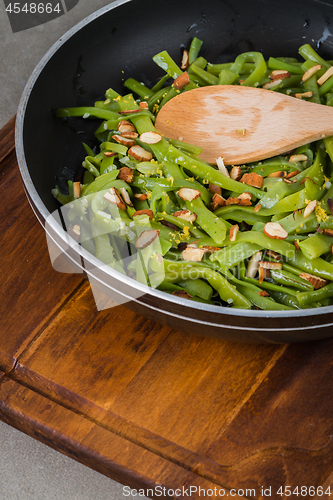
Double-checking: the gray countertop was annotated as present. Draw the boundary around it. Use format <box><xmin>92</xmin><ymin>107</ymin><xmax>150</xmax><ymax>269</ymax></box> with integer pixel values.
<box><xmin>0</xmin><ymin>1</ymin><xmax>147</xmax><ymax>498</ymax></box>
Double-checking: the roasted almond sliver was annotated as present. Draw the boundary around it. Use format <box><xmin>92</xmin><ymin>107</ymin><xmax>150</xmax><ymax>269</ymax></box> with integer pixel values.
<box><xmin>258</xmin><ymin>290</ymin><xmax>270</xmax><ymax>297</ymax></box>
<box><xmin>230</xmin><ymin>166</ymin><xmax>241</xmax><ymax>181</ymax></box>
<box><xmin>286</xmin><ymin>170</ymin><xmax>300</xmax><ymax>179</ymax></box>
<box><xmin>174</xmin><ymin>71</ymin><xmax>190</xmax><ymax>90</ymax></box>
<box><xmin>240</xmin><ymin>172</ymin><xmax>263</xmax><ymax>189</ymax></box>
<box><xmin>229</xmin><ymin>224</ymin><xmax>239</xmax><ymax>242</ymax></box>
<box><xmin>263</xmin><ymin>222</ymin><xmax>288</xmax><ymax>240</ymax></box>
<box><xmin>267</xmin><ymin>170</ymin><xmax>286</xmax><ymax>178</ymax></box>
<box><xmin>112</xmin><ymin>135</ymin><xmax>136</xmax><ymax>147</ymax></box>
<box><xmin>225</xmin><ymin>197</ymin><xmax>240</xmax><ymax>206</ymax></box>
<box><xmin>246</xmin><ymin>251</ymin><xmax>262</xmax><ymax>279</ymax></box>
<box><xmin>118</xmin><ymin>120</ymin><xmax>137</xmax><ymax>134</ymax></box>
<box><xmin>317</xmin><ymin>66</ymin><xmax>333</xmax><ymax>86</ymax></box>
<box><xmin>177</xmin><ymin>188</ymin><xmax>201</xmax><ymax>201</ymax></box>
<box><xmin>258</xmin><ymin>266</ymin><xmax>266</xmax><ymax>284</ymax></box>
<box><xmin>294</xmin><ymin>91</ymin><xmax>313</xmax><ymax>99</ymax></box>
<box><xmin>120</xmin><ymin>187</ymin><xmax>133</xmax><ymax>206</ymax></box>
<box><xmin>104</xmin><ymin>187</ymin><xmax>126</xmax><ymax>211</ymax></box>
<box><xmin>181</xmin><ymin>49</ymin><xmax>190</xmax><ymax>70</ymax></box>
<box><xmin>118</xmin><ymin>166</ymin><xmax>134</xmax><ymax>183</ymax></box>
<box><xmin>128</xmin><ymin>145</ymin><xmax>153</xmax><ymax>161</ymax></box>
<box><xmin>139</xmin><ymin>131</ymin><xmax>162</xmax><ymax>144</ymax></box>
<box><xmin>182</xmin><ymin>247</ymin><xmax>207</xmax><ymax>262</ymax></box>
<box><xmin>173</xmin><ymin>209</ymin><xmax>197</xmax><ymax>222</ymax></box>
<box><xmin>266</xmin><ymin>250</ymin><xmax>283</xmax><ymax>261</ymax></box>
<box><xmin>134</xmin><ymin>193</ymin><xmax>148</xmax><ymax>201</ymax></box>
<box><xmin>299</xmin><ymin>272</ymin><xmax>327</xmax><ymax>289</ymax></box>
<box><xmin>133</xmin><ymin>209</ymin><xmax>154</xmax><ymax>220</ymax></box>
<box><xmin>73</xmin><ymin>181</ymin><xmax>81</xmax><ymax>199</ymax></box>
<box><xmin>303</xmin><ymin>199</ymin><xmax>317</xmax><ymax>218</ymax></box>
<box><xmin>269</xmin><ymin>70</ymin><xmax>290</xmax><ymax>81</ymax></box>
<box><xmin>238</xmin><ymin>192</ymin><xmax>252</xmax><ymax>201</ymax></box>
<box><xmin>209</xmin><ymin>182</ymin><xmax>222</xmax><ymax>195</ymax></box>
<box><xmin>139</xmin><ymin>101</ymin><xmax>148</xmax><ymax>109</ymax></box>
<box><xmin>258</xmin><ymin>260</ymin><xmax>283</xmax><ymax>270</ymax></box>
<box><xmin>289</xmin><ymin>154</ymin><xmax>308</xmax><ymax>163</ymax></box>
<box><xmin>302</xmin><ymin>64</ymin><xmax>322</xmax><ymax>82</ymax></box>
<box><xmin>212</xmin><ymin>193</ymin><xmax>226</xmax><ymax>206</ymax></box>
<box><xmin>324</xmin><ymin>228</ymin><xmax>333</xmax><ymax>237</ymax></box>
<box><xmin>216</xmin><ymin>157</ymin><xmax>230</xmax><ymax>177</ymax></box>
<box><xmin>135</xmin><ymin>229</ymin><xmax>160</xmax><ymax>249</ymax></box>
<box><xmin>262</xmin><ymin>79</ymin><xmax>282</xmax><ymax>89</ymax></box>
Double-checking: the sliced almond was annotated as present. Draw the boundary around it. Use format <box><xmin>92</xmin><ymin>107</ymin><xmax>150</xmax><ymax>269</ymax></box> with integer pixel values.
<box><xmin>135</xmin><ymin>229</ymin><xmax>160</xmax><ymax>249</ymax></box>
<box><xmin>324</xmin><ymin>228</ymin><xmax>333</xmax><ymax>237</ymax></box>
<box><xmin>212</xmin><ymin>193</ymin><xmax>226</xmax><ymax>206</ymax></box>
<box><xmin>263</xmin><ymin>222</ymin><xmax>288</xmax><ymax>240</ymax></box>
<box><xmin>181</xmin><ymin>49</ymin><xmax>190</xmax><ymax>70</ymax></box>
<box><xmin>302</xmin><ymin>64</ymin><xmax>322</xmax><ymax>82</ymax></box>
<box><xmin>112</xmin><ymin>135</ymin><xmax>136</xmax><ymax>147</ymax></box>
<box><xmin>133</xmin><ymin>209</ymin><xmax>154</xmax><ymax>220</ymax></box>
<box><xmin>258</xmin><ymin>290</ymin><xmax>270</xmax><ymax>297</ymax></box>
<box><xmin>209</xmin><ymin>183</ymin><xmax>221</xmax><ymax>195</ymax></box>
<box><xmin>299</xmin><ymin>272</ymin><xmax>327</xmax><ymax>289</ymax></box>
<box><xmin>246</xmin><ymin>251</ymin><xmax>262</xmax><ymax>279</ymax></box>
<box><xmin>258</xmin><ymin>266</ymin><xmax>267</xmax><ymax>284</ymax></box>
<box><xmin>139</xmin><ymin>131</ymin><xmax>162</xmax><ymax>144</ymax></box>
<box><xmin>120</xmin><ymin>131</ymin><xmax>139</xmax><ymax>139</ymax></box>
<box><xmin>294</xmin><ymin>91</ymin><xmax>313</xmax><ymax>99</ymax></box>
<box><xmin>118</xmin><ymin>166</ymin><xmax>134</xmax><ymax>183</ymax></box>
<box><xmin>201</xmin><ymin>246</ymin><xmax>221</xmax><ymax>253</ymax></box>
<box><xmin>317</xmin><ymin>66</ymin><xmax>333</xmax><ymax>86</ymax></box>
<box><xmin>177</xmin><ymin>188</ymin><xmax>201</xmax><ymax>201</ymax></box>
<box><xmin>240</xmin><ymin>172</ymin><xmax>263</xmax><ymax>189</ymax></box>
<box><xmin>293</xmin><ymin>239</ymin><xmax>301</xmax><ymax>251</ymax></box>
<box><xmin>303</xmin><ymin>199</ymin><xmax>317</xmax><ymax>218</ymax></box>
<box><xmin>230</xmin><ymin>166</ymin><xmax>242</xmax><ymax>181</ymax></box>
<box><xmin>161</xmin><ymin>220</ymin><xmax>178</xmax><ymax>230</ymax></box>
<box><xmin>269</xmin><ymin>70</ymin><xmax>290</xmax><ymax>81</ymax></box>
<box><xmin>120</xmin><ymin>187</ymin><xmax>133</xmax><ymax>206</ymax></box>
<box><xmin>172</xmin><ymin>290</ymin><xmax>192</xmax><ymax>299</ymax></box>
<box><xmin>210</xmin><ymin>202</ymin><xmax>220</xmax><ymax>211</ymax></box>
<box><xmin>118</xmin><ymin>120</ymin><xmax>137</xmax><ymax>134</ymax></box>
<box><xmin>238</xmin><ymin>192</ymin><xmax>252</xmax><ymax>201</ymax></box>
<box><xmin>225</xmin><ymin>197</ymin><xmax>240</xmax><ymax>206</ymax></box>
<box><xmin>259</xmin><ymin>260</ymin><xmax>283</xmax><ymax>270</ymax></box>
<box><xmin>104</xmin><ymin>151</ymin><xmax>117</xmax><ymax>157</ymax></box>
<box><xmin>267</xmin><ymin>170</ymin><xmax>286</xmax><ymax>178</ymax></box>
<box><xmin>174</xmin><ymin>71</ymin><xmax>190</xmax><ymax>90</ymax></box>
<box><xmin>289</xmin><ymin>154</ymin><xmax>308</xmax><ymax>163</ymax></box>
<box><xmin>182</xmin><ymin>247</ymin><xmax>207</xmax><ymax>262</ymax></box>
<box><xmin>133</xmin><ymin>192</ymin><xmax>148</xmax><ymax>201</ymax></box>
<box><xmin>139</xmin><ymin>101</ymin><xmax>149</xmax><ymax>109</ymax></box>
<box><xmin>128</xmin><ymin>145</ymin><xmax>153</xmax><ymax>161</ymax></box>
<box><xmin>173</xmin><ymin>209</ymin><xmax>197</xmax><ymax>222</ymax></box>
<box><xmin>238</xmin><ymin>199</ymin><xmax>252</xmax><ymax>206</ymax></box>
<box><xmin>216</xmin><ymin>157</ymin><xmax>230</xmax><ymax>177</ymax></box>
<box><xmin>118</xmin><ymin>108</ymin><xmax>142</xmax><ymax>114</ymax></box>
<box><xmin>286</xmin><ymin>170</ymin><xmax>300</xmax><ymax>179</ymax></box>
<box><xmin>266</xmin><ymin>250</ymin><xmax>282</xmax><ymax>261</ymax></box>
<box><xmin>254</xmin><ymin>204</ymin><xmax>262</xmax><ymax>213</ymax></box>
<box><xmin>229</xmin><ymin>224</ymin><xmax>239</xmax><ymax>242</ymax></box>
<box><xmin>262</xmin><ymin>79</ymin><xmax>282</xmax><ymax>89</ymax></box>
<box><xmin>103</xmin><ymin>187</ymin><xmax>126</xmax><ymax>210</ymax></box>
<box><xmin>73</xmin><ymin>181</ymin><xmax>81</xmax><ymax>199</ymax></box>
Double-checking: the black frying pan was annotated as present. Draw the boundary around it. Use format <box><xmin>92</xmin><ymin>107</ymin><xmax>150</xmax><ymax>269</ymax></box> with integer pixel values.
<box><xmin>16</xmin><ymin>0</ymin><xmax>333</xmax><ymax>343</ymax></box>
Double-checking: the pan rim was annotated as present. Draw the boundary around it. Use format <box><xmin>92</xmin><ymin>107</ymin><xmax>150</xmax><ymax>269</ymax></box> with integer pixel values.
<box><xmin>14</xmin><ymin>0</ymin><xmax>333</xmax><ymax>326</ymax></box>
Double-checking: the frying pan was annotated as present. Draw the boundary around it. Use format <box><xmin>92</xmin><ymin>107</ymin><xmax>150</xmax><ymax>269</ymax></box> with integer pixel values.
<box><xmin>16</xmin><ymin>0</ymin><xmax>333</xmax><ymax>343</ymax></box>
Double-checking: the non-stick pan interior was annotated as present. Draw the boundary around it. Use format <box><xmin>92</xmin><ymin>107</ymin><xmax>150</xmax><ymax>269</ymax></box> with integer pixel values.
<box><xmin>17</xmin><ymin>0</ymin><xmax>333</xmax><ymax>343</ymax></box>
<box><xmin>22</xmin><ymin>0</ymin><xmax>333</xmax><ymax>214</ymax></box>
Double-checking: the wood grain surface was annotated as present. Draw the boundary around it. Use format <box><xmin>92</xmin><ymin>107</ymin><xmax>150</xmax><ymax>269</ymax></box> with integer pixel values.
<box><xmin>1</xmin><ymin>118</ymin><xmax>333</xmax><ymax>499</ymax></box>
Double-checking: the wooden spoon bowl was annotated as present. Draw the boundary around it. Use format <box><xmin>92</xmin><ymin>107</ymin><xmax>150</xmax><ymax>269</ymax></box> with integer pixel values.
<box><xmin>155</xmin><ymin>85</ymin><xmax>333</xmax><ymax>165</ymax></box>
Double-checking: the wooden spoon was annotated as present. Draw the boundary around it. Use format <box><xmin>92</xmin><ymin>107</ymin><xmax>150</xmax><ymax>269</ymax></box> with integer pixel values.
<box><xmin>155</xmin><ymin>85</ymin><xmax>333</xmax><ymax>165</ymax></box>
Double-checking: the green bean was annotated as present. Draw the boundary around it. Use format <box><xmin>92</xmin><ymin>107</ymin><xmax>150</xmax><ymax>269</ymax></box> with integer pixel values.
<box><xmin>188</xmin><ymin>37</ymin><xmax>203</xmax><ymax>65</ymax></box>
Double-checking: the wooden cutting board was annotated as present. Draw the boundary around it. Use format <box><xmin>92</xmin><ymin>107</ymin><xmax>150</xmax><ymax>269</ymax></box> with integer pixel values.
<box><xmin>1</xmin><ymin>116</ymin><xmax>333</xmax><ymax>499</ymax></box>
